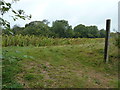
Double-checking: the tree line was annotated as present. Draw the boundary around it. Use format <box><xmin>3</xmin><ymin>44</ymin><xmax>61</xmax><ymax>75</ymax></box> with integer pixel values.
<box><xmin>2</xmin><ymin>19</ymin><xmax>106</xmax><ymax>38</ymax></box>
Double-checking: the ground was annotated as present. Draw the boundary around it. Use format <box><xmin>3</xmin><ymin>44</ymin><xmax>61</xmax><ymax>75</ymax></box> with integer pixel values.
<box><xmin>2</xmin><ymin>38</ymin><xmax>119</xmax><ymax>88</ymax></box>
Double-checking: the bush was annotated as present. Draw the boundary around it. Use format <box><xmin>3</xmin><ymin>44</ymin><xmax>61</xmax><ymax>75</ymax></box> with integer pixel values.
<box><xmin>115</xmin><ymin>33</ymin><xmax>120</xmax><ymax>48</ymax></box>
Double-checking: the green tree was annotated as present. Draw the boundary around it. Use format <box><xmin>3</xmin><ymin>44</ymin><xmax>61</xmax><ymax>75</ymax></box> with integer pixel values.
<box><xmin>74</xmin><ymin>24</ymin><xmax>87</xmax><ymax>38</ymax></box>
<box><xmin>87</xmin><ymin>26</ymin><xmax>99</xmax><ymax>38</ymax></box>
<box><xmin>99</xmin><ymin>29</ymin><xmax>106</xmax><ymax>38</ymax></box>
<box><xmin>23</xmin><ymin>21</ymin><xmax>51</xmax><ymax>36</ymax></box>
<box><xmin>12</xmin><ymin>24</ymin><xmax>24</xmax><ymax>35</ymax></box>
<box><xmin>0</xmin><ymin>0</ymin><xmax>31</xmax><ymax>31</ymax></box>
<box><xmin>42</xmin><ymin>19</ymin><xmax>50</xmax><ymax>25</ymax></box>
<box><xmin>65</xmin><ymin>26</ymin><xmax>74</xmax><ymax>38</ymax></box>
<box><xmin>74</xmin><ymin>24</ymin><xmax>100</xmax><ymax>38</ymax></box>
<box><xmin>51</xmin><ymin>20</ymin><xmax>73</xmax><ymax>38</ymax></box>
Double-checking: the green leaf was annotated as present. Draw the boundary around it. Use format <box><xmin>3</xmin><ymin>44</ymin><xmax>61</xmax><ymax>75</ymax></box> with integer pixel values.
<box><xmin>2</xmin><ymin>6</ymin><xmax>10</xmax><ymax>12</ymax></box>
<box><xmin>18</xmin><ymin>10</ymin><xmax>24</xmax><ymax>15</ymax></box>
<box><xmin>12</xmin><ymin>10</ymin><xmax>17</xmax><ymax>14</ymax></box>
<box><xmin>6</xmin><ymin>3</ymin><xmax>11</xmax><ymax>8</ymax></box>
<box><xmin>0</xmin><ymin>1</ymin><xmax>4</xmax><ymax>5</ymax></box>
<box><xmin>6</xmin><ymin>24</ymin><xmax>10</xmax><ymax>28</ymax></box>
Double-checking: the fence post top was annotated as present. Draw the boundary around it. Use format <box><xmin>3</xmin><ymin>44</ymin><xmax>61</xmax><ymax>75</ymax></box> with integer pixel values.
<box><xmin>106</xmin><ymin>19</ymin><xmax>111</xmax><ymax>21</ymax></box>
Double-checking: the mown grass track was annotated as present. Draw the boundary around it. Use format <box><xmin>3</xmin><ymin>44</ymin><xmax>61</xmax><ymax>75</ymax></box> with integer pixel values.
<box><xmin>2</xmin><ymin>38</ymin><xmax>119</xmax><ymax>88</ymax></box>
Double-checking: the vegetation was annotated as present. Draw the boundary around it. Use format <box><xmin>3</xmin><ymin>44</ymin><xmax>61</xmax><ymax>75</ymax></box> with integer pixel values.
<box><xmin>1</xmin><ymin>1</ymin><xmax>119</xmax><ymax>88</ymax></box>
<box><xmin>115</xmin><ymin>33</ymin><xmax>120</xmax><ymax>48</ymax></box>
<box><xmin>2</xmin><ymin>37</ymin><xmax>119</xmax><ymax>88</ymax></box>
<box><xmin>0</xmin><ymin>0</ymin><xmax>31</xmax><ymax>29</ymax></box>
<box><xmin>2</xmin><ymin>22</ymin><xmax>119</xmax><ymax>88</ymax></box>
<box><xmin>2</xmin><ymin>20</ymin><xmax>106</xmax><ymax>38</ymax></box>
<box><xmin>2</xmin><ymin>35</ymin><xmax>102</xmax><ymax>47</ymax></box>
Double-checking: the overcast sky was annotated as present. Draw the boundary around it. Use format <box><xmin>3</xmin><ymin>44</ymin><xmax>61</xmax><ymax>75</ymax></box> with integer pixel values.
<box><xmin>4</xmin><ymin>0</ymin><xmax>119</xmax><ymax>31</ymax></box>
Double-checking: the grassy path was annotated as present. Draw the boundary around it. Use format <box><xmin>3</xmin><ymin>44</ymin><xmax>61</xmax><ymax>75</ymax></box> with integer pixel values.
<box><xmin>2</xmin><ymin>39</ymin><xmax>118</xmax><ymax>88</ymax></box>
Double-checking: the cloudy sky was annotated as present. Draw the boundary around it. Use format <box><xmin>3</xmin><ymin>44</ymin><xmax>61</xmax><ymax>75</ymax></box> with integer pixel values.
<box><xmin>4</xmin><ymin>0</ymin><xmax>119</xmax><ymax>31</ymax></box>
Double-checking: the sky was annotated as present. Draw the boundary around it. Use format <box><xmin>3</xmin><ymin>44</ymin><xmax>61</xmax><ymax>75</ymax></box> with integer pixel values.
<box><xmin>3</xmin><ymin>0</ymin><xmax>119</xmax><ymax>32</ymax></box>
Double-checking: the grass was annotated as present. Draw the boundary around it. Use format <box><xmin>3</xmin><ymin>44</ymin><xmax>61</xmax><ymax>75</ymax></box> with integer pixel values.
<box><xmin>2</xmin><ymin>38</ymin><xmax>119</xmax><ymax>88</ymax></box>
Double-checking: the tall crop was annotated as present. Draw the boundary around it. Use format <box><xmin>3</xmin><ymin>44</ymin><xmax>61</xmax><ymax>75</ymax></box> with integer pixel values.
<box><xmin>2</xmin><ymin>35</ymin><xmax>104</xmax><ymax>47</ymax></box>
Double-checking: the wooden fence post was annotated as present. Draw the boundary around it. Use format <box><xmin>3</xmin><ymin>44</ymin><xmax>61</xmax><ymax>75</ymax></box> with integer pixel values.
<box><xmin>104</xmin><ymin>19</ymin><xmax>111</xmax><ymax>63</ymax></box>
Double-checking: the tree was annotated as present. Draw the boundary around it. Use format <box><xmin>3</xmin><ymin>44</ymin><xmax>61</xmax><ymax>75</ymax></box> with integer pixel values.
<box><xmin>87</xmin><ymin>26</ymin><xmax>99</xmax><ymax>38</ymax></box>
<box><xmin>42</xmin><ymin>19</ymin><xmax>50</xmax><ymax>25</ymax></box>
<box><xmin>65</xmin><ymin>26</ymin><xmax>74</xmax><ymax>38</ymax></box>
<box><xmin>74</xmin><ymin>24</ymin><xmax>87</xmax><ymax>38</ymax></box>
<box><xmin>12</xmin><ymin>24</ymin><xmax>24</xmax><ymax>35</ymax></box>
<box><xmin>51</xmin><ymin>20</ymin><xmax>72</xmax><ymax>38</ymax></box>
<box><xmin>74</xmin><ymin>24</ymin><xmax>100</xmax><ymax>38</ymax></box>
<box><xmin>0</xmin><ymin>0</ymin><xmax>31</xmax><ymax>31</ymax></box>
<box><xmin>99</xmin><ymin>29</ymin><xmax>106</xmax><ymax>38</ymax></box>
<box><xmin>23</xmin><ymin>21</ymin><xmax>51</xmax><ymax>36</ymax></box>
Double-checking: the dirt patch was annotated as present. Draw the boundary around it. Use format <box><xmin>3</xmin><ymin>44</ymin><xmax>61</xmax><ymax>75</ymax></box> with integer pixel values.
<box><xmin>15</xmin><ymin>59</ymin><xmax>117</xmax><ymax>88</ymax></box>
<box><xmin>16</xmin><ymin>73</ymin><xmax>29</xmax><ymax>88</ymax></box>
